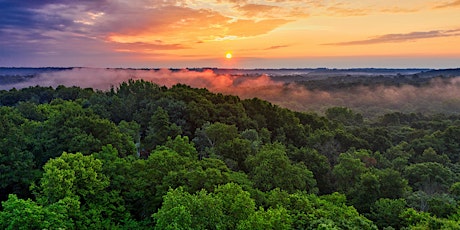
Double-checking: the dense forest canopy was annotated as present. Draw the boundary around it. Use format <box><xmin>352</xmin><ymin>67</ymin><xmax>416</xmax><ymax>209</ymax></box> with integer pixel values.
<box><xmin>1</xmin><ymin>79</ymin><xmax>460</xmax><ymax>229</ymax></box>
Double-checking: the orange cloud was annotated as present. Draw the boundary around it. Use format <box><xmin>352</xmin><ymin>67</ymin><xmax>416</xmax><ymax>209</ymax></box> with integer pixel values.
<box><xmin>102</xmin><ymin>3</ymin><xmax>293</xmax><ymax>49</ymax></box>
<box><xmin>435</xmin><ymin>0</ymin><xmax>460</xmax><ymax>8</ymax></box>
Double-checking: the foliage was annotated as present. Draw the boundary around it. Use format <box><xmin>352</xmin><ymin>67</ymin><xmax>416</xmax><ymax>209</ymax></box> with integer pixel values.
<box><xmin>368</xmin><ymin>198</ymin><xmax>408</xmax><ymax>229</ymax></box>
<box><xmin>0</xmin><ymin>194</ymin><xmax>72</xmax><ymax>230</ymax></box>
<box><xmin>1</xmin><ymin>81</ymin><xmax>460</xmax><ymax>229</ymax></box>
<box><xmin>245</xmin><ymin>143</ymin><xmax>317</xmax><ymax>193</ymax></box>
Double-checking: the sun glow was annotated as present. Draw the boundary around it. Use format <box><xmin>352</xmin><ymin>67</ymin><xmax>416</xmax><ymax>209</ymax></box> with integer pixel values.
<box><xmin>225</xmin><ymin>52</ymin><xmax>232</xmax><ymax>59</ymax></box>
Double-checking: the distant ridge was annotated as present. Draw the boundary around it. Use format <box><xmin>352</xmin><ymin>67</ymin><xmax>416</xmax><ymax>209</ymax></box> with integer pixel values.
<box><xmin>416</xmin><ymin>68</ymin><xmax>460</xmax><ymax>78</ymax></box>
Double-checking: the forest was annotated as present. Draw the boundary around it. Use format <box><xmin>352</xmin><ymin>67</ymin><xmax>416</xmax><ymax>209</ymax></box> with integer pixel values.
<box><xmin>1</xmin><ymin>79</ymin><xmax>460</xmax><ymax>229</ymax></box>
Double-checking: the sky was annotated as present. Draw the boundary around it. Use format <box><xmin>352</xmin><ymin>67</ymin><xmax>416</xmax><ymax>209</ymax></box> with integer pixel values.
<box><xmin>1</xmin><ymin>0</ymin><xmax>459</xmax><ymax>68</ymax></box>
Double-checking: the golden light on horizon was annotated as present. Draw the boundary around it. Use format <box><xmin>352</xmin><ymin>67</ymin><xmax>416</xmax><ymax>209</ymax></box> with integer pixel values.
<box><xmin>225</xmin><ymin>52</ymin><xmax>233</xmax><ymax>59</ymax></box>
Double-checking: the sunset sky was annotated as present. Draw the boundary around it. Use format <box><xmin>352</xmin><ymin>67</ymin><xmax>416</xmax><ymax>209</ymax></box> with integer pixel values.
<box><xmin>1</xmin><ymin>0</ymin><xmax>459</xmax><ymax>68</ymax></box>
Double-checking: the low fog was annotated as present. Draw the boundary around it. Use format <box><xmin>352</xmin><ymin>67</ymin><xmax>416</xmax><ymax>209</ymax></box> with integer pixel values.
<box><xmin>2</xmin><ymin>68</ymin><xmax>460</xmax><ymax>117</ymax></box>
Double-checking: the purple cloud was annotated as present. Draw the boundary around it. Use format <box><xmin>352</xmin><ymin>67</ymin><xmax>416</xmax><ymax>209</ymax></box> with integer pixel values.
<box><xmin>324</xmin><ymin>29</ymin><xmax>460</xmax><ymax>46</ymax></box>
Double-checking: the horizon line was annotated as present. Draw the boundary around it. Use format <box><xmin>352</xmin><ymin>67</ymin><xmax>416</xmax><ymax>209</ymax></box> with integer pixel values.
<box><xmin>2</xmin><ymin>66</ymin><xmax>455</xmax><ymax>70</ymax></box>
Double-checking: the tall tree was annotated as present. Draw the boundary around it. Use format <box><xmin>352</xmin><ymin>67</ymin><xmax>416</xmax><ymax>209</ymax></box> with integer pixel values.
<box><xmin>144</xmin><ymin>107</ymin><xmax>182</xmax><ymax>151</ymax></box>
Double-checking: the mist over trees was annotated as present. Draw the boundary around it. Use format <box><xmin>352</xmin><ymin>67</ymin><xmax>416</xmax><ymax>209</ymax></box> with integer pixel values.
<box><xmin>2</xmin><ymin>67</ymin><xmax>460</xmax><ymax>118</ymax></box>
<box><xmin>1</xmin><ymin>79</ymin><xmax>460</xmax><ymax>229</ymax></box>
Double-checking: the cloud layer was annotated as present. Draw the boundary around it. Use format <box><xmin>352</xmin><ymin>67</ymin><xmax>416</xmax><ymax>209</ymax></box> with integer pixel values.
<box><xmin>0</xmin><ymin>0</ymin><xmax>302</xmax><ymax>58</ymax></box>
<box><xmin>1</xmin><ymin>0</ymin><xmax>459</xmax><ymax>67</ymax></box>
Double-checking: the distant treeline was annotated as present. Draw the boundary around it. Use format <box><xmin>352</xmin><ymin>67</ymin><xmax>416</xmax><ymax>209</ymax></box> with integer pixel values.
<box><xmin>2</xmin><ymin>67</ymin><xmax>460</xmax><ymax>118</ymax></box>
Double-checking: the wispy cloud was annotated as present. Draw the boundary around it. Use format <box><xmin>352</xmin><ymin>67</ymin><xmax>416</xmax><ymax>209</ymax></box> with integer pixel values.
<box><xmin>226</xmin><ymin>19</ymin><xmax>292</xmax><ymax>37</ymax></box>
<box><xmin>320</xmin><ymin>1</ymin><xmax>425</xmax><ymax>17</ymax></box>
<box><xmin>236</xmin><ymin>4</ymin><xmax>281</xmax><ymax>17</ymax></box>
<box><xmin>264</xmin><ymin>45</ymin><xmax>290</xmax><ymax>50</ymax></box>
<box><xmin>111</xmin><ymin>41</ymin><xmax>189</xmax><ymax>53</ymax></box>
<box><xmin>434</xmin><ymin>0</ymin><xmax>460</xmax><ymax>8</ymax></box>
<box><xmin>326</xmin><ymin>6</ymin><xmax>368</xmax><ymax>16</ymax></box>
<box><xmin>324</xmin><ymin>29</ymin><xmax>460</xmax><ymax>46</ymax></box>
<box><xmin>380</xmin><ymin>6</ymin><xmax>420</xmax><ymax>13</ymax></box>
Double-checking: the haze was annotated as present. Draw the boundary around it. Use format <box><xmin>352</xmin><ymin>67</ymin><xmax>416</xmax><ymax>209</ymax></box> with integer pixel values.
<box><xmin>3</xmin><ymin>68</ymin><xmax>460</xmax><ymax>117</ymax></box>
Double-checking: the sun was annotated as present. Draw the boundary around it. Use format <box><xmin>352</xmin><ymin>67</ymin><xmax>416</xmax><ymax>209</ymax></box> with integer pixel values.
<box><xmin>225</xmin><ymin>52</ymin><xmax>232</xmax><ymax>59</ymax></box>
